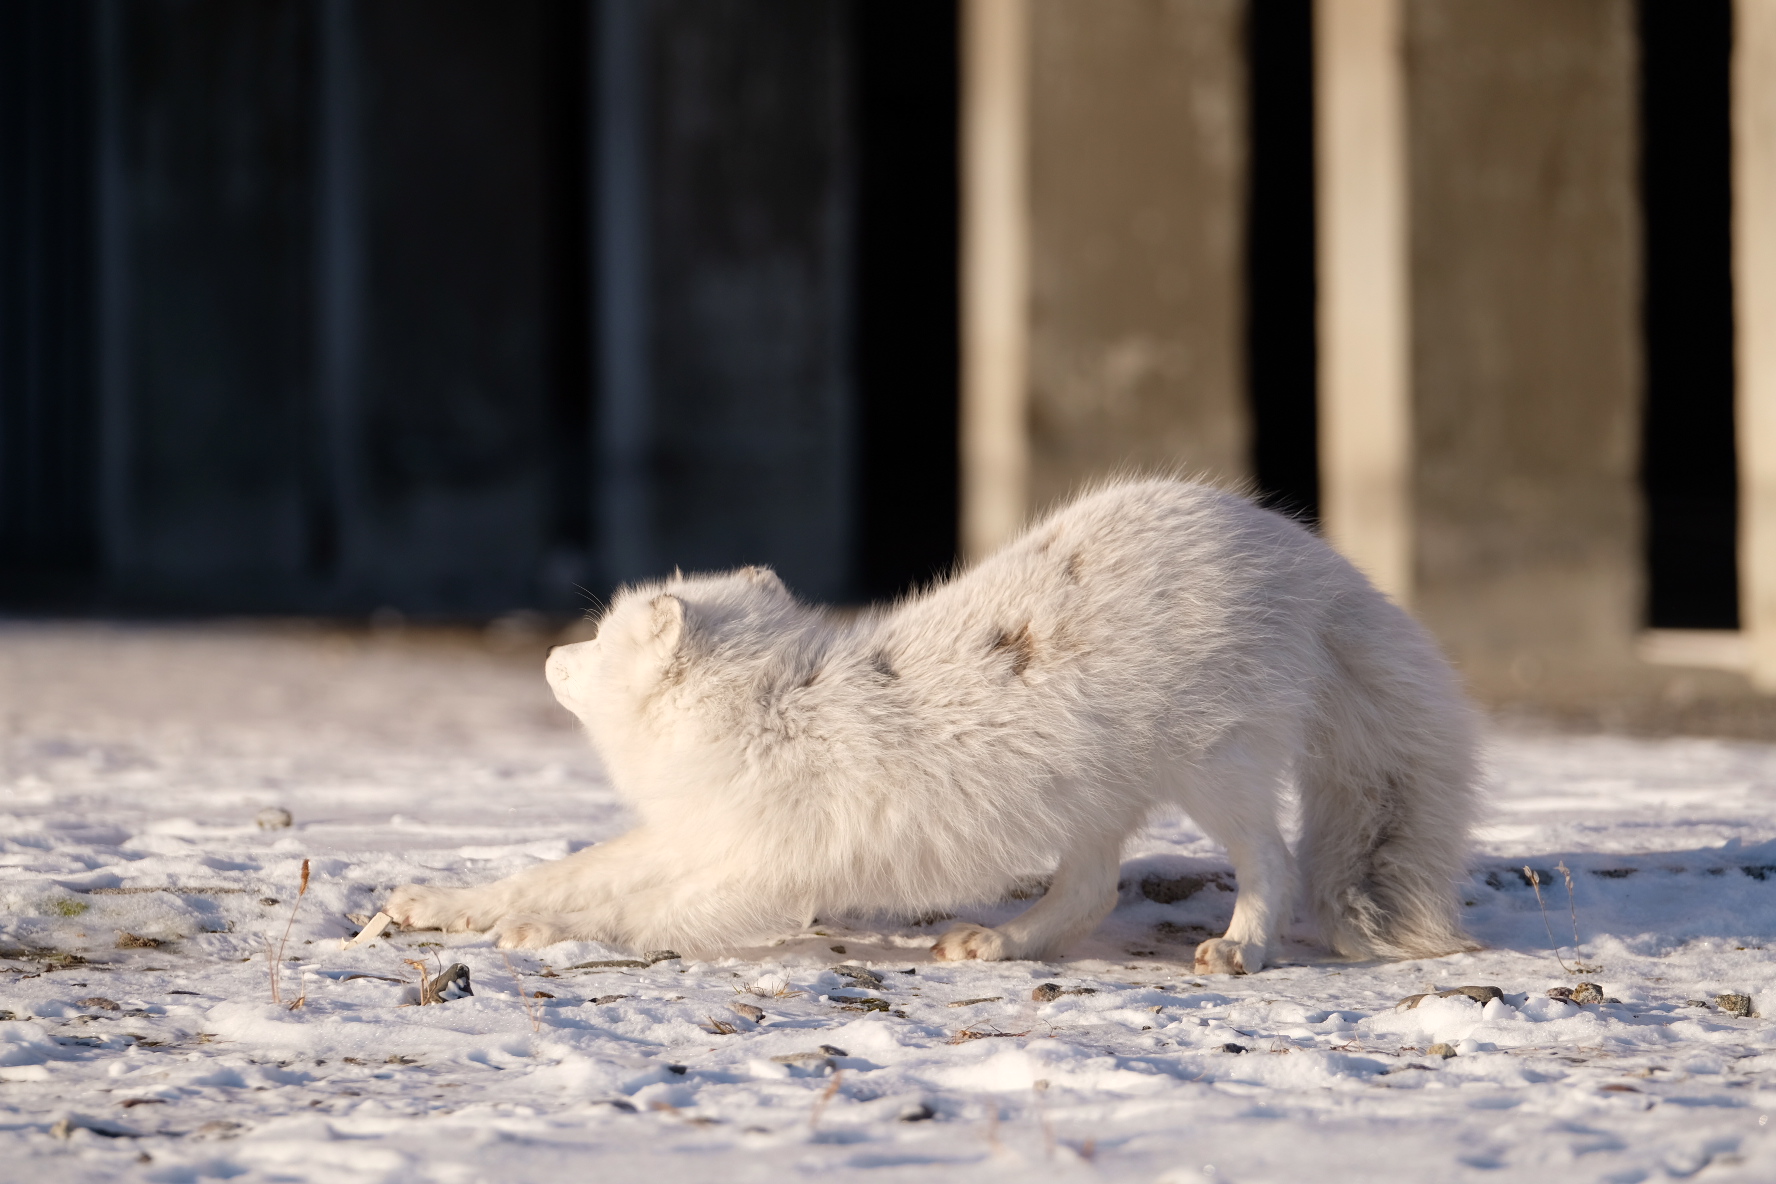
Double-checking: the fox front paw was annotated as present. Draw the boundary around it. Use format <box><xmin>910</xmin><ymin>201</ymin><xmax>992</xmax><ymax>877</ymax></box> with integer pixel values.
<box><xmin>1193</xmin><ymin>937</ymin><xmax>1263</xmax><ymax>975</ymax></box>
<box><xmin>384</xmin><ymin>884</ymin><xmax>489</xmax><ymax>933</ymax></box>
<box><xmin>493</xmin><ymin>913</ymin><xmax>572</xmax><ymax>950</ymax></box>
<box><xmin>931</xmin><ymin>922</ymin><xmax>1010</xmax><ymax>961</ymax></box>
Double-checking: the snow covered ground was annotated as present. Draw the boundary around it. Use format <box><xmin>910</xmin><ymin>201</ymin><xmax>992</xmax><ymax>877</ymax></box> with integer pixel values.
<box><xmin>3</xmin><ymin>621</ymin><xmax>1776</xmax><ymax>1183</ymax></box>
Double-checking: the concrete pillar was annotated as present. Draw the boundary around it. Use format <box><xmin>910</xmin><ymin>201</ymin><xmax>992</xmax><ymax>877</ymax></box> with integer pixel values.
<box><xmin>1405</xmin><ymin>0</ymin><xmax>1643</xmax><ymax>699</ymax></box>
<box><xmin>1315</xmin><ymin>0</ymin><xmax>1411</xmax><ymax>602</ymax></box>
<box><xmin>960</xmin><ymin>0</ymin><xmax>1031</xmax><ymax>562</ymax></box>
<box><xmin>960</xmin><ymin>0</ymin><xmax>1251</xmax><ymax>557</ymax></box>
<box><xmin>1736</xmin><ymin>0</ymin><xmax>1776</xmax><ymax>690</ymax></box>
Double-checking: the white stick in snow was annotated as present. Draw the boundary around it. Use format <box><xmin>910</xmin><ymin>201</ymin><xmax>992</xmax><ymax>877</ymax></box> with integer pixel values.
<box><xmin>341</xmin><ymin>911</ymin><xmax>393</xmax><ymax>950</ymax></box>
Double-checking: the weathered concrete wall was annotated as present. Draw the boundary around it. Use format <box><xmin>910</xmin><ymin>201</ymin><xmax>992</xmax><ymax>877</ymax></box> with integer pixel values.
<box><xmin>1406</xmin><ymin>0</ymin><xmax>1646</xmax><ymax>700</ymax></box>
<box><xmin>1025</xmin><ymin>0</ymin><xmax>1249</xmax><ymax>515</ymax></box>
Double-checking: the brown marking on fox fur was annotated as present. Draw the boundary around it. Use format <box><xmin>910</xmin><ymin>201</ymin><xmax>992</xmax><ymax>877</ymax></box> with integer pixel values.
<box><xmin>988</xmin><ymin>623</ymin><xmax>1035</xmax><ymax>677</ymax></box>
<box><xmin>1063</xmin><ymin>551</ymin><xmax>1084</xmax><ymax>584</ymax></box>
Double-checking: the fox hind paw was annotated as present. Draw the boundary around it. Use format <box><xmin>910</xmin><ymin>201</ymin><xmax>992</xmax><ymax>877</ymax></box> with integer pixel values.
<box><xmin>1193</xmin><ymin>937</ymin><xmax>1261</xmax><ymax>975</ymax></box>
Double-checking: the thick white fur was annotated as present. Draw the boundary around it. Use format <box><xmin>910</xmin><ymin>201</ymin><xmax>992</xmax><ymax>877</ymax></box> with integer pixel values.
<box><xmin>385</xmin><ymin>479</ymin><xmax>1479</xmax><ymax>973</ymax></box>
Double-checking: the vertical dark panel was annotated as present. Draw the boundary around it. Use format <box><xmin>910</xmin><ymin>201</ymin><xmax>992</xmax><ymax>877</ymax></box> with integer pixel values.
<box><xmin>1245</xmin><ymin>0</ymin><xmax>1319</xmax><ymax>525</ymax></box>
<box><xmin>123</xmin><ymin>0</ymin><xmax>315</xmax><ymax>604</ymax></box>
<box><xmin>1640</xmin><ymin>0</ymin><xmax>1737</xmax><ymax>629</ymax></box>
<box><xmin>853</xmin><ymin>0</ymin><xmax>958</xmax><ymax>601</ymax></box>
<box><xmin>648</xmin><ymin>0</ymin><xmax>854</xmax><ymax>600</ymax></box>
<box><xmin>541</xmin><ymin>0</ymin><xmax>593</xmax><ymax>597</ymax></box>
<box><xmin>355</xmin><ymin>0</ymin><xmax>556</xmax><ymax>613</ymax></box>
<box><xmin>0</xmin><ymin>0</ymin><xmax>97</xmax><ymax>605</ymax></box>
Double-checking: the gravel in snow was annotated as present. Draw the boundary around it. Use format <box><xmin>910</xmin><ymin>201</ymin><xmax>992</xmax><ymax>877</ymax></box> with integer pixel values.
<box><xmin>1</xmin><ymin>622</ymin><xmax>1775</xmax><ymax>1182</ymax></box>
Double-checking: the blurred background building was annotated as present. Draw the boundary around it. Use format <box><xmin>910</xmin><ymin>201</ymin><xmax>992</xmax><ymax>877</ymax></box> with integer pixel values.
<box><xmin>1</xmin><ymin>0</ymin><xmax>1773</xmax><ymax>724</ymax></box>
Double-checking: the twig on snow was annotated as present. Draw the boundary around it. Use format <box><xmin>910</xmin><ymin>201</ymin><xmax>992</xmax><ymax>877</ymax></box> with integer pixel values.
<box><xmin>1525</xmin><ymin>865</ymin><xmax>1574</xmax><ymax>974</ymax></box>
<box><xmin>269</xmin><ymin>859</ymin><xmax>310</xmax><ymax>1005</ymax></box>
<box><xmin>501</xmin><ymin>951</ymin><xmax>542</xmax><ymax>1032</ymax></box>
<box><xmin>808</xmin><ymin>1069</ymin><xmax>844</xmax><ymax>1130</ymax></box>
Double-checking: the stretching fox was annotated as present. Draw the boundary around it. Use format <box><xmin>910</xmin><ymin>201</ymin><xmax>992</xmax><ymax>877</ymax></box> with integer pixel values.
<box><xmin>386</xmin><ymin>478</ymin><xmax>1479</xmax><ymax>973</ymax></box>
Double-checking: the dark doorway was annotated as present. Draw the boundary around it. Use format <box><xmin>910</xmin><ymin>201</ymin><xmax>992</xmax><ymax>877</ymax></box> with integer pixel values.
<box><xmin>1640</xmin><ymin>0</ymin><xmax>1738</xmax><ymax>629</ymax></box>
<box><xmin>1245</xmin><ymin>0</ymin><xmax>1319</xmax><ymax>526</ymax></box>
<box><xmin>852</xmin><ymin>0</ymin><xmax>960</xmax><ymax>601</ymax></box>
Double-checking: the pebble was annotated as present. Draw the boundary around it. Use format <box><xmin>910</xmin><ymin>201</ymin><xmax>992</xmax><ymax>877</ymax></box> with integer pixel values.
<box><xmin>254</xmin><ymin>807</ymin><xmax>293</xmax><ymax>830</ymax></box>
<box><xmin>77</xmin><ymin>997</ymin><xmax>119</xmax><ymax>1011</ymax></box>
<box><xmin>1570</xmin><ymin>982</ymin><xmax>1606</xmax><ymax>1006</ymax></box>
<box><xmin>899</xmin><ymin>1102</ymin><xmax>935</xmax><ymax>1122</ymax></box>
<box><xmin>1718</xmin><ymin>993</ymin><xmax>1755</xmax><ymax>1018</ymax></box>
<box><xmin>1031</xmin><ymin>983</ymin><xmax>1098</xmax><ymax>1002</ymax></box>
<box><xmin>1220</xmin><ymin>1043</ymin><xmax>1248</xmax><ymax>1054</ymax></box>
<box><xmin>1426</xmin><ymin>1043</ymin><xmax>1458</xmax><ymax>1058</ymax></box>
<box><xmin>730</xmin><ymin>1003</ymin><xmax>765</xmax><ymax>1023</ymax></box>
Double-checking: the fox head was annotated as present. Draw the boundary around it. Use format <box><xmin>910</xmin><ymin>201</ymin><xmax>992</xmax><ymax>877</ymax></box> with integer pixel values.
<box><xmin>545</xmin><ymin>565</ymin><xmax>805</xmax><ymax>797</ymax></box>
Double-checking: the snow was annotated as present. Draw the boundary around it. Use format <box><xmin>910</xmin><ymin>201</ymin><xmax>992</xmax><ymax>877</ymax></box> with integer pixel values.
<box><xmin>2</xmin><ymin>621</ymin><xmax>1776</xmax><ymax>1182</ymax></box>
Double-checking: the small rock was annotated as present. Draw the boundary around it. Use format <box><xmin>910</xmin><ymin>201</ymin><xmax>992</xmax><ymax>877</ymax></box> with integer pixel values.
<box><xmin>254</xmin><ymin>807</ymin><xmax>293</xmax><ymax>830</ymax></box>
<box><xmin>947</xmin><ymin>996</ymin><xmax>1003</xmax><ymax>1008</ymax></box>
<box><xmin>591</xmin><ymin>995</ymin><xmax>629</xmax><ymax>1005</ymax></box>
<box><xmin>77</xmin><ymin>997</ymin><xmax>120</xmax><ymax>1011</ymax></box>
<box><xmin>830</xmin><ymin>945</ymin><xmax>846</xmax><ymax>955</ymax></box>
<box><xmin>115</xmin><ymin>933</ymin><xmax>163</xmax><ymax>950</ymax></box>
<box><xmin>1219</xmin><ymin>1043</ymin><xmax>1248</xmax><ymax>1054</ymax></box>
<box><xmin>838</xmin><ymin>996</ymin><xmax>889</xmax><ymax>1013</ymax></box>
<box><xmin>771</xmin><ymin>1051</ymin><xmax>836</xmax><ymax>1074</ymax></box>
<box><xmin>730</xmin><ymin>1003</ymin><xmax>765</xmax><ymax>1023</ymax></box>
<box><xmin>1684</xmin><ymin>998</ymin><xmax>1710</xmax><ymax>1008</ymax></box>
<box><xmin>1442</xmin><ymin>985</ymin><xmax>1504</xmax><ymax>1005</ymax></box>
<box><xmin>643</xmin><ymin>950</ymin><xmax>681</xmax><ymax>964</ymax></box>
<box><xmin>1140</xmin><ymin>874</ymin><xmax>1209</xmax><ymax>904</ymax></box>
<box><xmin>0</xmin><ymin>1010</ymin><xmax>15</xmax><ymax>1021</ymax></box>
<box><xmin>1547</xmin><ymin>987</ymin><xmax>1574</xmax><ymax>1003</ymax></box>
<box><xmin>1718</xmin><ymin>993</ymin><xmax>1755</xmax><ymax>1018</ymax></box>
<box><xmin>1426</xmin><ymin>1043</ymin><xmax>1458</xmax><ymax>1059</ymax></box>
<box><xmin>1399</xmin><ymin>985</ymin><xmax>1503</xmax><ymax>1010</ymax></box>
<box><xmin>833</xmin><ymin>966</ymin><xmax>884</xmax><ymax>989</ymax></box>
<box><xmin>1570</xmin><ymin>982</ymin><xmax>1606</xmax><ymax>1006</ymax></box>
<box><xmin>898</xmin><ymin>1102</ymin><xmax>935</xmax><ymax>1122</ymax></box>
<box><xmin>819</xmin><ymin>1044</ymin><xmax>849</xmax><ymax>1056</ymax></box>
<box><xmin>428</xmin><ymin>963</ymin><xmax>472</xmax><ymax>1002</ymax></box>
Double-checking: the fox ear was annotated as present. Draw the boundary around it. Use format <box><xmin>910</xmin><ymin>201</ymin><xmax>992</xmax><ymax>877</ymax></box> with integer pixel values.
<box><xmin>740</xmin><ymin>565</ymin><xmax>788</xmax><ymax>595</ymax></box>
<box><xmin>650</xmin><ymin>594</ymin><xmax>685</xmax><ymax>651</ymax></box>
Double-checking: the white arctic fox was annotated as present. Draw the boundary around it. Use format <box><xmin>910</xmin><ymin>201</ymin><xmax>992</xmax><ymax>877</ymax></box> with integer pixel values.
<box><xmin>385</xmin><ymin>478</ymin><xmax>1478</xmax><ymax>973</ymax></box>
